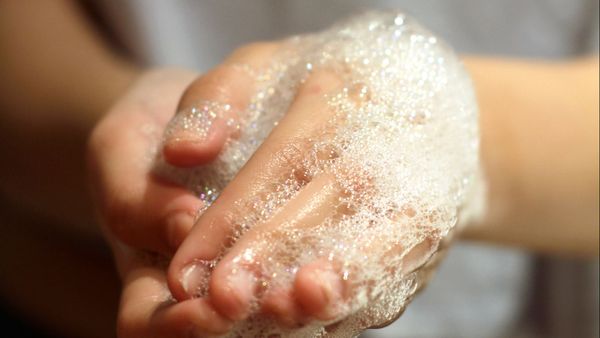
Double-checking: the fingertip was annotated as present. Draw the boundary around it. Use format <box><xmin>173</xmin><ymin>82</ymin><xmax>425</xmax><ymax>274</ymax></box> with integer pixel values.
<box><xmin>167</xmin><ymin>259</ymin><xmax>193</xmax><ymax>302</ymax></box>
<box><xmin>209</xmin><ymin>262</ymin><xmax>257</xmax><ymax>321</ymax></box>
<box><xmin>153</xmin><ymin>298</ymin><xmax>233</xmax><ymax>337</ymax></box>
<box><xmin>262</xmin><ymin>288</ymin><xmax>305</xmax><ymax>328</ymax></box>
<box><xmin>295</xmin><ymin>262</ymin><xmax>343</xmax><ymax>321</ymax></box>
<box><xmin>400</xmin><ymin>237</ymin><xmax>439</xmax><ymax>275</ymax></box>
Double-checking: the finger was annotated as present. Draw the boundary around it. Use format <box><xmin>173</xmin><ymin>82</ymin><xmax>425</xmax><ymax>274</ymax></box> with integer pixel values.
<box><xmin>208</xmin><ymin>172</ymin><xmax>344</xmax><ymax>321</ymax></box>
<box><xmin>117</xmin><ymin>260</ymin><xmax>232</xmax><ymax>338</ymax></box>
<box><xmin>240</xmin><ymin>200</ymin><xmax>439</xmax><ymax>324</ymax></box>
<box><xmin>261</xmin><ymin>288</ymin><xmax>306</xmax><ymax>328</ymax></box>
<box><xmin>90</xmin><ymin>125</ymin><xmax>204</xmax><ymax>255</ymax></box>
<box><xmin>88</xmin><ymin>71</ymin><xmax>205</xmax><ymax>255</ymax></box>
<box><xmin>167</xmin><ymin>70</ymin><xmax>343</xmax><ymax>301</ymax></box>
<box><xmin>293</xmin><ymin>225</ymin><xmax>440</xmax><ymax>322</ymax></box>
<box><xmin>162</xmin><ymin>42</ymin><xmax>280</xmax><ymax>167</ymax></box>
<box><xmin>294</xmin><ymin>259</ymin><xmax>347</xmax><ymax>321</ymax></box>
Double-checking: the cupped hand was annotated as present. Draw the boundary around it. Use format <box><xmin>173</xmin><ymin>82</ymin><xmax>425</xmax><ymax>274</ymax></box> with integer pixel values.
<box><xmin>88</xmin><ymin>42</ymin><xmax>284</xmax><ymax>337</ymax></box>
<box><xmin>87</xmin><ymin>68</ymin><xmax>232</xmax><ymax>337</ymax></box>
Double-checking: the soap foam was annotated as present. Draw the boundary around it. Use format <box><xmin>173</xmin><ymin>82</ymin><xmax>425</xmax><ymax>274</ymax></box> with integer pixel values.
<box><xmin>156</xmin><ymin>11</ymin><xmax>483</xmax><ymax>337</ymax></box>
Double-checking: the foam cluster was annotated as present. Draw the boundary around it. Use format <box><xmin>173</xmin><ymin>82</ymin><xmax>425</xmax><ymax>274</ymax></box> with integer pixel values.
<box><xmin>156</xmin><ymin>11</ymin><xmax>483</xmax><ymax>337</ymax></box>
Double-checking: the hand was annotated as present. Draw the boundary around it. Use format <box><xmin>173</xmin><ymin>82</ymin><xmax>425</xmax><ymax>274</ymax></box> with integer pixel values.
<box><xmin>88</xmin><ymin>41</ymin><xmax>283</xmax><ymax>337</ymax></box>
<box><xmin>88</xmin><ymin>69</ymin><xmax>233</xmax><ymax>337</ymax></box>
<box><xmin>161</xmin><ymin>32</ymin><xmax>461</xmax><ymax>334</ymax></box>
<box><xmin>166</xmin><ymin>70</ymin><xmax>440</xmax><ymax>329</ymax></box>
<box><xmin>92</xmin><ymin>18</ymin><xmax>476</xmax><ymax>334</ymax></box>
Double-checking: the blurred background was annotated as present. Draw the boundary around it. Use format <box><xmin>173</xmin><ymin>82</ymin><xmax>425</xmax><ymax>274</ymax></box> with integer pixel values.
<box><xmin>1</xmin><ymin>0</ymin><xmax>598</xmax><ymax>337</ymax></box>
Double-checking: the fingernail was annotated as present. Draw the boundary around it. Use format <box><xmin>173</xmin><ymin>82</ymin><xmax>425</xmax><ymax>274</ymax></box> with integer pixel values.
<box><xmin>164</xmin><ymin>101</ymin><xmax>230</xmax><ymax>143</ymax></box>
<box><xmin>401</xmin><ymin>239</ymin><xmax>436</xmax><ymax>275</ymax></box>
<box><xmin>317</xmin><ymin>268</ymin><xmax>343</xmax><ymax>318</ymax></box>
<box><xmin>181</xmin><ymin>262</ymin><xmax>212</xmax><ymax>298</ymax></box>
<box><xmin>225</xmin><ymin>268</ymin><xmax>257</xmax><ymax>320</ymax></box>
<box><xmin>166</xmin><ymin>212</ymin><xmax>195</xmax><ymax>250</ymax></box>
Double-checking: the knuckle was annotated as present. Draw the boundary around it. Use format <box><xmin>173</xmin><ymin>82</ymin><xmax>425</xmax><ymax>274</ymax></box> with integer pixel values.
<box><xmin>273</xmin><ymin>140</ymin><xmax>308</xmax><ymax>168</ymax></box>
<box><xmin>180</xmin><ymin>64</ymin><xmax>244</xmax><ymax>108</ymax></box>
<box><xmin>231</xmin><ymin>41</ymin><xmax>278</xmax><ymax>58</ymax></box>
<box><xmin>296</xmin><ymin>70</ymin><xmax>342</xmax><ymax>97</ymax></box>
<box><xmin>266</xmin><ymin>139</ymin><xmax>314</xmax><ymax>184</ymax></box>
<box><xmin>215</xmin><ymin>212</ymin><xmax>235</xmax><ymax>235</ymax></box>
<box><xmin>186</xmin><ymin>66</ymin><xmax>229</xmax><ymax>94</ymax></box>
<box><xmin>203</xmin><ymin>65</ymin><xmax>241</xmax><ymax>88</ymax></box>
<box><xmin>179</xmin><ymin>41</ymin><xmax>280</xmax><ymax>111</ymax></box>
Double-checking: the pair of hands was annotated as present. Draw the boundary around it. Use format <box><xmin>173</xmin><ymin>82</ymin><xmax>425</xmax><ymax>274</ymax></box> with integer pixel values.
<box><xmin>89</xmin><ymin>42</ymin><xmax>437</xmax><ymax>337</ymax></box>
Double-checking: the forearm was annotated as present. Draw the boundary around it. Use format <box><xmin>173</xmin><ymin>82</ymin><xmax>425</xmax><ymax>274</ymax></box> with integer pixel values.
<box><xmin>0</xmin><ymin>0</ymin><xmax>140</xmax><ymax>237</ymax></box>
<box><xmin>462</xmin><ymin>56</ymin><xmax>599</xmax><ymax>257</ymax></box>
<box><xmin>0</xmin><ymin>0</ymin><xmax>139</xmax><ymax>125</ymax></box>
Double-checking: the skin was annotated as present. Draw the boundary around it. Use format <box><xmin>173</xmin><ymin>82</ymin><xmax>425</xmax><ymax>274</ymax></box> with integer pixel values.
<box><xmin>463</xmin><ymin>57</ymin><xmax>599</xmax><ymax>257</ymax></box>
<box><xmin>0</xmin><ymin>0</ymin><xmax>598</xmax><ymax>337</ymax></box>
<box><xmin>89</xmin><ymin>68</ymin><xmax>234</xmax><ymax>338</ymax></box>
